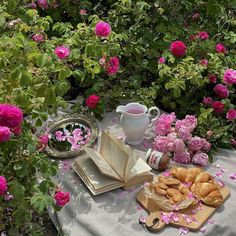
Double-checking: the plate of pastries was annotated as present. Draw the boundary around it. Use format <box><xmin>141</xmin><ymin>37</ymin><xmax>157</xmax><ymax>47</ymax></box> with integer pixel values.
<box><xmin>137</xmin><ymin>166</ymin><xmax>230</xmax><ymax>232</ymax></box>
<box><xmin>149</xmin><ymin>165</ymin><xmax>225</xmax><ymax>208</ymax></box>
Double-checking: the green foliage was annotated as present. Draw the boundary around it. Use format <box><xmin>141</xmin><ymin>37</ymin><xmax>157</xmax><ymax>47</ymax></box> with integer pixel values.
<box><xmin>0</xmin><ymin>122</ymin><xmax>58</xmax><ymax>234</ymax></box>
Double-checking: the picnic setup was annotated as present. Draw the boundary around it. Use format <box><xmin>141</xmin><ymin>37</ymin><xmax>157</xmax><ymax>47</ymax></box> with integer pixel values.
<box><xmin>0</xmin><ymin>1</ymin><xmax>236</xmax><ymax>236</ymax></box>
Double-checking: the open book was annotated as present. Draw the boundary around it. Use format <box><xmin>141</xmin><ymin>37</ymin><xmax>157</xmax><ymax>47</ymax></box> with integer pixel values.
<box><xmin>73</xmin><ymin>131</ymin><xmax>153</xmax><ymax>195</ymax></box>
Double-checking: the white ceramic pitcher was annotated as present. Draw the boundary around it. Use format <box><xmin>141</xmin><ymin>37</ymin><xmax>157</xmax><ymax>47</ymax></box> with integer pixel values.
<box><xmin>116</xmin><ymin>102</ymin><xmax>160</xmax><ymax>145</ymax></box>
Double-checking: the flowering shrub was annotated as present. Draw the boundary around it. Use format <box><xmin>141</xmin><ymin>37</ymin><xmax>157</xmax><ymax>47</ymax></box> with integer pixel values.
<box><xmin>153</xmin><ymin>113</ymin><xmax>211</xmax><ymax>166</ymax></box>
<box><xmin>198</xmin><ymin>67</ymin><xmax>236</xmax><ymax>149</ymax></box>
<box><xmin>0</xmin><ymin>103</ymin><xmax>69</xmax><ymax>234</ymax></box>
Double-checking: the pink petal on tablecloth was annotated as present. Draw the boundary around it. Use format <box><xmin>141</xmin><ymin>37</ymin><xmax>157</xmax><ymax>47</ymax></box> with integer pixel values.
<box><xmin>191</xmin><ymin>208</ymin><xmax>198</xmax><ymax>215</ymax></box>
<box><xmin>162</xmin><ymin>170</ymin><xmax>171</xmax><ymax>177</ymax></box>
<box><xmin>229</xmin><ymin>173</ymin><xmax>236</xmax><ymax>180</ymax></box>
<box><xmin>136</xmin><ymin>205</ymin><xmax>143</xmax><ymax>211</ymax></box>
<box><xmin>207</xmin><ymin>219</ymin><xmax>215</xmax><ymax>224</ymax></box>
<box><xmin>179</xmin><ymin>227</ymin><xmax>189</xmax><ymax>235</ymax></box>
<box><xmin>200</xmin><ymin>226</ymin><xmax>206</xmax><ymax>233</ymax></box>
<box><xmin>215</xmin><ymin>171</ymin><xmax>223</xmax><ymax>178</ymax></box>
<box><xmin>139</xmin><ymin>215</ymin><xmax>147</xmax><ymax>224</ymax></box>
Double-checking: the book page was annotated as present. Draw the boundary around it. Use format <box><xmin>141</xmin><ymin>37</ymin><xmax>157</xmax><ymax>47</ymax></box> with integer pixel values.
<box><xmin>124</xmin><ymin>171</ymin><xmax>153</xmax><ymax>189</ymax></box>
<box><xmin>74</xmin><ymin>153</ymin><xmax>123</xmax><ymax>193</ymax></box>
<box><xmin>126</xmin><ymin>157</ymin><xmax>152</xmax><ymax>181</ymax></box>
<box><xmin>84</xmin><ymin>147</ymin><xmax>121</xmax><ymax>181</ymax></box>
<box><xmin>99</xmin><ymin>131</ymin><xmax>130</xmax><ymax>180</ymax></box>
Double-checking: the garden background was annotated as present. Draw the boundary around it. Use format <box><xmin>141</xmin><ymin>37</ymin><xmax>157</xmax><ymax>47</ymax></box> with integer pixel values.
<box><xmin>0</xmin><ymin>0</ymin><xmax>235</xmax><ymax>235</ymax></box>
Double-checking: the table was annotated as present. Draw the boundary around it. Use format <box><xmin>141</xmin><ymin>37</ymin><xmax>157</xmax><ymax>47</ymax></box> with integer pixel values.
<box><xmin>49</xmin><ymin>111</ymin><xmax>236</xmax><ymax>236</ymax></box>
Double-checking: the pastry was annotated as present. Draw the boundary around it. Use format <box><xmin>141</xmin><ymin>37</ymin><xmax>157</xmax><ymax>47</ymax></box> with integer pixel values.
<box><xmin>194</xmin><ymin>172</ymin><xmax>212</xmax><ymax>183</ymax></box>
<box><xmin>178</xmin><ymin>184</ymin><xmax>191</xmax><ymax>196</ymax></box>
<box><xmin>154</xmin><ymin>185</ymin><xmax>167</xmax><ymax>196</ymax></box>
<box><xmin>166</xmin><ymin>188</ymin><xmax>184</xmax><ymax>203</ymax></box>
<box><xmin>157</xmin><ymin>182</ymin><xmax>168</xmax><ymax>190</ymax></box>
<box><xmin>191</xmin><ymin>182</ymin><xmax>223</xmax><ymax>207</ymax></box>
<box><xmin>171</xmin><ymin>166</ymin><xmax>203</xmax><ymax>183</ymax></box>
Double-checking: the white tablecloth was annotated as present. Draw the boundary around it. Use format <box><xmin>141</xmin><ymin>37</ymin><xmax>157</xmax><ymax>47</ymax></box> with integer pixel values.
<box><xmin>49</xmin><ymin>111</ymin><xmax>236</xmax><ymax>236</ymax></box>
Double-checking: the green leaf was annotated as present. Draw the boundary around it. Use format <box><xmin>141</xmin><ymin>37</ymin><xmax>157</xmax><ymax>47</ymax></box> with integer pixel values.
<box><xmin>73</xmin><ymin>70</ymin><xmax>85</xmax><ymax>81</ymax></box>
<box><xmin>10</xmin><ymin>68</ymin><xmax>22</xmax><ymax>81</ymax></box>
<box><xmin>36</xmin><ymin>53</ymin><xmax>48</xmax><ymax>67</ymax></box>
<box><xmin>46</xmin><ymin>90</ymin><xmax>57</xmax><ymax>105</ymax></box>
<box><xmin>59</xmin><ymin>67</ymin><xmax>72</xmax><ymax>80</ymax></box>
<box><xmin>21</xmin><ymin>71</ymin><xmax>32</xmax><ymax>87</ymax></box>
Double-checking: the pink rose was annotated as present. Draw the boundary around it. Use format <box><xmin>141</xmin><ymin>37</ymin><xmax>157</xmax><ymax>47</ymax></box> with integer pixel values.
<box><xmin>27</xmin><ymin>2</ymin><xmax>37</xmax><ymax>9</ymax></box>
<box><xmin>39</xmin><ymin>134</ymin><xmax>49</xmax><ymax>145</ymax></box>
<box><xmin>0</xmin><ymin>104</ymin><xmax>23</xmax><ymax>129</ymax></box>
<box><xmin>207</xmin><ymin>130</ymin><xmax>213</xmax><ymax>137</ymax></box>
<box><xmin>55</xmin><ymin>131</ymin><xmax>66</xmax><ymax>141</ymax></box>
<box><xmin>231</xmin><ymin>139</ymin><xmax>236</xmax><ymax>146</ymax></box>
<box><xmin>211</xmin><ymin>101</ymin><xmax>224</xmax><ymax>113</ymax></box>
<box><xmin>208</xmin><ymin>74</ymin><xmax>217</xmax><ymax>83</ymax></box>
<box><xmin>11</xmin><ymin>126</ymin><xmax>21</xmax><ymax>136</ymax></box>
<box><xmin>223</xmin><ymin>69</ymin><xmax>236</xmax><ymax>84</ymax></box>
<box><xmin>38</xmin><ymin>134</ymin><xmax>49</xmax><ymax>151</ymax></box>
<box><xmin>201</xmin><ymin>139</ymin><xmax>211</xmax><ymax>152</ymax></box>
<box><xmin>153</xmin><ymin>136</ymin><xmax>171</xmax><ymax>153</ymax></box>
<box><xmin>173</xmin><ymin>151</ymin><xmax>191</xmax><ymax>164</ymax></box>
<box><xmin>37</xmin><ymin>0</ymin><xmax>48</xmax><ymax>9</ymax></box>
<box><xmin>32</xmin><ymin>34</ymin><xmax>44</xmax><ymax>42</ymax></box>
<box><xmin>192</xmin><ymin>13</ymin><xmax>200</xmax><ymax>20</ymax></box>
<box><xmin>167</xmin><ymin>132</ymin><xmax>178</xmax><ymax>140</ymax></box>
<box><xmin>199</xmin><ymin>59</ymin><xmax>208</xmax><ymax>67</ymax></box>
<box><xmin>79</xmin><ymin>9</ymin><xmax>87</xmax><ymax>15</ymax></box>
<box><xmin>178</xmin><ymin>127</ymin><xmax>192</xmax><ymax>141</ymax></box>
<box><xmin>86</xmin><ymin>94</ymin><xmax>100</xmax><ymax>109</ymax></box>
<box><xmin>170</xmin><ymin>41</ymin><xmax>187</xmax><ymax>57</ymax></box>
<box><xmin>0</xmin><ymin>126</ymin><xmax>11</xmax><ymax>143</ymax></box>
<box><xmin>214</xmin><ymin>84</ymin><xmax>229</xmax><ymax>99</ymax></box>
<box><xmin>0</xmin><ymin>176</ymin><xmax>7</xmax><ymax>195</ymax></box>
<box><xmin>192</xmin><ymin>153</ymin><xmax>209</xmax><ymax>166</ymax></box>
<box><xmin>155</xmin><ymin>112</ymin><xmax>176</xmax><ymax>136</ymax></box>
<box><xmin>55</xmin><ymin>46</ymin><xmax>70</xmax><ymax>59</ymax></box>
<box><xmin>198</xmin><ymin>31</ymin><xmax>209</xmax><ymax>40</ymax></box>
<box><xmin>54</xmin><ymin>191</ymin><xmax>70</xmax><ymax>207</ymax></box>
<box><xmin>158</xmin><ymin>57</ymin><xmax>166</xmax><ymax>64</ymax></box>
<box><xmin>203</xmin><ymin>97</ymin><xmax>213</xmax><ymax>105</ymax></box>
<box><xmin>95</xmin><ymin>22</ymin><xmax>111</xmax><ymax>38</ymax></box>
<box><xmin>106</xmin><ymin>57</ymin><xmax>120</xmax><ymax>75</ymax></box>
<box><xmin>215</xmin><ymin>43</ymin><xmax>227</xmax><ymax>54</ymax></box>
<box><xmin>167</xmin><ymin>142</ymin><xmax>174</xmax><ymax>152</ymax></box>
<box><xmin>188</xmin><ymin>137</ymin><xmax>203</xmax><ymax>152</ymax></box>
<box><xmin>226</xmin><ymin>109</ymin><xmax>236</xmax><ymax>120</ymax></box>
<box><xmin>189</xmin><ymin>34</ymin><xmax>197</xmax><ymax>41</ymax></box>
<box><xmin>175</xmin><ymin>115</ymin><xmax>197</xmax><ymax>132</ymax></box>
<box><xmin>173</xmin><ymin>139</ymin><xmax>185</xmax><ymax>153</ymax></box>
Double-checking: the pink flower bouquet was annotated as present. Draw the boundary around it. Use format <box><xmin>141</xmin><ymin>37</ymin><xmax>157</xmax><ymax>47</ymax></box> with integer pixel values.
<box><xmin>153</xmin><ymin>113</ymin><xmax>211</xmax><ymax>166</ymax></box>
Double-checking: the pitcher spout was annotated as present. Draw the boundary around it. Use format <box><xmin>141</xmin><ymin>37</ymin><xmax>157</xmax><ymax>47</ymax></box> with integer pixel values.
<box><xmin>116</xmin><ymin>105</ymin><xmax>126</xmax><ymax>114</ymax></box>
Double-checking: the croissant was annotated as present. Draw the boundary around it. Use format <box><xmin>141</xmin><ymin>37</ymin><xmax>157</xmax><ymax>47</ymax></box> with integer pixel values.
<box><xmin>191</xmin><ymin>183</ymin><xmax>223</xmax><ymax>207</ymax></box>
<box><xmin>171</xmin><ymin>166</ymin><xmax>203</xmax><ymax>183</ymax></box>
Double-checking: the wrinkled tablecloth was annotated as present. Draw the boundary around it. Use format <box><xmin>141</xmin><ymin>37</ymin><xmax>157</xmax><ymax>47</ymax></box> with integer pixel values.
<box><xmin>49</xmin><ymin>111</ymin><xmax>236</xmax><ymax>236</ymax></box>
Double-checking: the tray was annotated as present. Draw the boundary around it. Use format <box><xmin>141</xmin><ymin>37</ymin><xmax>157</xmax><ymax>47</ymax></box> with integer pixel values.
<box><xmin>136</xmin><ymin>184</ymin><xmax>230</xmax><ymax>232</ymax></box>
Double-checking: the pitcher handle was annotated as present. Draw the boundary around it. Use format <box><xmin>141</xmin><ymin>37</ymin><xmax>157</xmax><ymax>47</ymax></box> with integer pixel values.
<box><xmin>148</xmin><ymin>106</ymin><xmax>160</xmax><ymax>123</ymax></box>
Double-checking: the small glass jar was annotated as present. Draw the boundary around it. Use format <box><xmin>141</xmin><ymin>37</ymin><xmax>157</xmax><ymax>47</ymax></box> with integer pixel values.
<box><xmin>145</xmin><ymin>149</ymin><xmax>170</xmax><ymax>171</ymax></box>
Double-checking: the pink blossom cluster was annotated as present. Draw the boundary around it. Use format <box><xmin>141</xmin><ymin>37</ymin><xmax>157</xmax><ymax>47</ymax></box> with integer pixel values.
<box><xmin>153</xmin><ymin>113</ymin><xmax>210</xmax><ymax>166</ymax></box>
<box><xmin>203</xmin><ymin>69</ymin><xmax>236</xmax><ymax>121</ymax></box>
<box><xmin>55</xmin><ymin>127</ymin><xmax>91</xmax><ymax>151</ymax></box>
<box><xmin>0</xmin><ymin>104</ymin><xmax>23</xmax><ymax>143</ymax></box>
